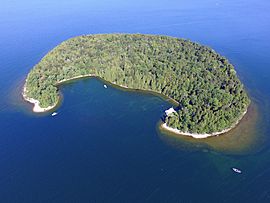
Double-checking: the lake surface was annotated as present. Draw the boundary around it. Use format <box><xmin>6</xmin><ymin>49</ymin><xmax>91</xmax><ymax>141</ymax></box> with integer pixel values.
<box><xmin>1</xmin><ymin>0</ymin><xmax>270</xmax><ymax>202</ymax></box>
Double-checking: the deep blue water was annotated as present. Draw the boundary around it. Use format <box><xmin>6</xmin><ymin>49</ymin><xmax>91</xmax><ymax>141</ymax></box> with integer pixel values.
<box><xmin>1</xmin><ymin>0</ymin><xmax>270</xmax><ymax>202</ymax></box>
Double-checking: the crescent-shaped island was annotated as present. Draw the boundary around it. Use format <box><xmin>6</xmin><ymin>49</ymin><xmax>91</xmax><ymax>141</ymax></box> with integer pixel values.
<box><xmin>23</xmin><ymin>34</ymin><xmax>250</xmax><ymax>138</ymax></box>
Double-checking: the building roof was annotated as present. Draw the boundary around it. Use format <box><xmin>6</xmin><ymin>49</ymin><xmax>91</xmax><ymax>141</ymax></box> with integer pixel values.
<box><xmin>165</xmin><ymin>107</ymin><xmax>176</xmax><ymax>116</ymax></box>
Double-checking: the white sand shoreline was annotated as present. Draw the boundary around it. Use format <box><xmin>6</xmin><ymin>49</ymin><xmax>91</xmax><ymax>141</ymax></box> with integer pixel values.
<box><xmin>22</xmin><ymin>74</ymin><xmax>95</xmax><ymax>113</ymax></box>
<box><xmin>161</xmin><ymin>109</ymin><xmax>247</xmax><ymax>139</ymax></box>
<box><xmin>22</xmin><ymin>86</ymin><xmax>56</xmax><ymax>112</ymax></box>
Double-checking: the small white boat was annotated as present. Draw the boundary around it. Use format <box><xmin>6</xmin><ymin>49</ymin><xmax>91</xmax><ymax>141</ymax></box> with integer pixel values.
<box><xmin>103</xmin><ymin>84</ymin><xmax>107</xmax><ymax>88</ymax></box>
<box><xmin>232</xmin><ymin>167</ymin><xmax>242</xmax><ymax>174</ymax></box>
<box><xmin>51</xmin><ymin>112</ymin><xmax>58</xmax><ymax>116</ymax></box>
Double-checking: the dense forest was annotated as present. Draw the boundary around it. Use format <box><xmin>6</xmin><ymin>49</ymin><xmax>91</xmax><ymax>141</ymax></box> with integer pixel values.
<box><xmin>25</xmin><ymin>34</ymin><xmax>250</xmax><ymax>134</ymax></box>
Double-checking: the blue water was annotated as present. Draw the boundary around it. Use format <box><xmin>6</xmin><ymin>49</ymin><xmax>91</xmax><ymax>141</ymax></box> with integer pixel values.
<box><xmin>1</xmin><ymin>0</ymin><xmax>270</xmax><ymax>202</ymax></box>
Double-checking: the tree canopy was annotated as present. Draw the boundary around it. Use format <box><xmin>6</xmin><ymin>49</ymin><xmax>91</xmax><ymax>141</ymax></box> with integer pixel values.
<box><xmin>25</xmin><ymin>34</ymin><xmax>250</xmax><ymax>134</ymax></box>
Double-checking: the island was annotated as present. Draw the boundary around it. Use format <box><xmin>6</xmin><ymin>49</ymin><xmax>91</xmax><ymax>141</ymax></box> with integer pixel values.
<box><xmin>23</xmin><ymin>34</ymin><xmax>250</xmax><ymax>138</ymax></box>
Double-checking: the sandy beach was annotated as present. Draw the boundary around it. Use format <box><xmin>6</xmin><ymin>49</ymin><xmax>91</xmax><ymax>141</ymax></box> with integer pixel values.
<box><xmin>22</xmin><ymin>74</ymin><xmax>96</xmax><ymax>113</ymax></box>
<box><xmin>161</xmin><ymin>110</ymin><xmax>247</xmax><ymax>139</ymax></box>
<box><xmin>22</xmin><ymin>86</ymin><xmax>57</xmax><ymax>112</ymax></box>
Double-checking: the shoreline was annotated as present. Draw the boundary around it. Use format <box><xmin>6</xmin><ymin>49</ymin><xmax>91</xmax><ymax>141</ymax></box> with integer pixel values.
<box><xmin>111</xmin><ymin>82</ymin><xmax>179</xmax><ymax>105</ymax></box>
<box><xmin>23</xmin><ymin>73</ymin><xmax>179</xmax><ymax>113</ymax></box>
<box><xmin>160</xmin><ymin>109</ymin><xmax>248</xmax><ymax>139</ymax></box>
<box><xmin>23</xmin><ymin>74</ymin><xmax>248</xmax><ymax>137</ymax></box>
<box><xmin>56</xmin><ymin>73</ymin><xmax>95</xmax><ymax>85</ymax></box>
<box><xmin>22</xmin><ymin>86</ymin><xmax>57</xmax><ymax>112</ymax></box>
<box><xmin>22</xmin><ymin>74</ymin><xmax>95</xmax><ymax>113</ymax></box>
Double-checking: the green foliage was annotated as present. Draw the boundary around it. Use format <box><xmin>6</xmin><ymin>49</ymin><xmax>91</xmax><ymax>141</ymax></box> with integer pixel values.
<box><xmin>24</xmin><ymin>34</ymin><xmax>250</xmax><ymax>133</ymax></box>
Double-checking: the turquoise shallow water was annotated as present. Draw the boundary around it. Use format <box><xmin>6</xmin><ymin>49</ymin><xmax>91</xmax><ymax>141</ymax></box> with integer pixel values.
<box><xmin>1</xmin><ymin>0</ymin><xmax>270</xmax><ymax>202</ymax></box>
